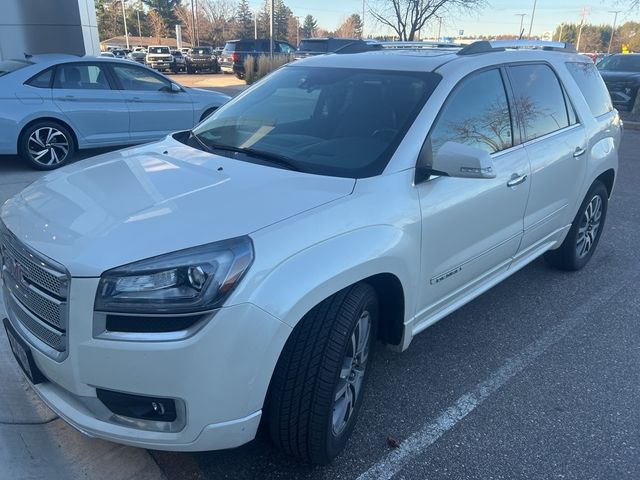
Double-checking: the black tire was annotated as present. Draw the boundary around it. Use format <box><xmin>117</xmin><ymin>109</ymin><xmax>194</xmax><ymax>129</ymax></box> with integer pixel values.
<box><xmin>18</xmin><ymin>120</ymin><xmax>76</xmax><ymax>170</ymax></box>
<box><xmin>267</xmin><ymin>283</ymin><xmax>378</xmax><ymax>464</ymax></box>
<box><xmin>544</xmin><ymin>180</ymin><xmax>608</xmax><ymax>271</ymax></box>
<box><xmin>187</xmin><ymin>67</ymin><xmax>195</xmax><ymax>74</ymax></box>
<box><xmin>235</xmin><ymin>72</ymin><xmax>245</xmax><ymax>80</ymax></box>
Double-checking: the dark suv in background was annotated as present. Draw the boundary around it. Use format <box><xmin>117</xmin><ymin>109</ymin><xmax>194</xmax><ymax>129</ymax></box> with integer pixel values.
<box><xmin>219</xmin><ymin>39</ymin><xmax>296</xmax><ymax>78</ymax></box>
<box><xmin>597</xmin><ymin>53</ymin><xmax>640</xmax><ymax>111</ymax></box>
<box><xmin>294</xmin><ymin>38</ymin><xmax>365</xmax><ymax>59</ymax></box>
<box><xmin>185</xmin><ymin>47</ymin><xmax>220</xmax><ymax>74</ymax></box>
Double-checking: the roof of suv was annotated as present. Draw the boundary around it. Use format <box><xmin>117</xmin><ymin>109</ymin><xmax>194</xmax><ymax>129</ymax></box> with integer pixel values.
<box><xmin>292</xmin><ymin>46</ymin><xmax>588</xmax><ymax>73</ymax></box>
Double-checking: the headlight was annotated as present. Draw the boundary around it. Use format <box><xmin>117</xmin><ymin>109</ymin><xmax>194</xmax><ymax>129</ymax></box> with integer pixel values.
<box><xmin>95</xmin><ymin>237</ymin><xmax>253</xmax><ymax>314</ymax></box>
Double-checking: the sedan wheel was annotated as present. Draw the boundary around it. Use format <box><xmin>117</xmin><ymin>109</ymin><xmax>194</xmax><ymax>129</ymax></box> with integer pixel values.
<box><xmin>20</xmin><ymin>122</ymin><xmax>75</xmax><ymax>170</ymax></box>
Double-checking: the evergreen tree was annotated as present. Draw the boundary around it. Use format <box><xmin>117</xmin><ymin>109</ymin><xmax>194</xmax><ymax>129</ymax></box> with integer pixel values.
<box><xmin>235</xmin><ymin>0</ymin><xmax>254</xmax><ymax>38</ymax></box>
<box><xmin>256</xmin><ymin>0</ymin><xmax>291</xmax><ymax>40</ymax></box>
<box><xmin>141</xmin><ymin>0</ymin><xmax>180</xmax><ymax>29</ymax></box>
<box><xmin>301</xmin><ymin>15</ymin><xmax>317</xmax><ymax>39</ymax></box>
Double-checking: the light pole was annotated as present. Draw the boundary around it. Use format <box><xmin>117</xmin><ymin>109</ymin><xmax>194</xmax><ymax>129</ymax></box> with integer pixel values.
<box><xmin>436</xmin><ymin>15</ymin><xmax>443</xmax><ymax>41</ymax></box>
<box><xmin>515</xmin><ymin>13</ymin><xmax>526</xmax><ymax>39</ymax></box>
<box><xmin>269</xmin><ymin>0</ymin><xmax>274</xmax><ymax>61</ymax></box>
<box><xmin>121</xmin><ymin>0</ymin><xmax>130</xmax><ymax>49</ymax></box>
<box><xmin>557</xmin><ymin>23</ymin><xmax>564</xmax><ymax>42</ymax></box>
<box><xmin>254</xmin><ymin>10</ymin><xmax>257</xmax><ymax>40</ymax></box>
<box><xmin>190</xmin><ymin>0</ymin><xmax>196</xmax><ymax>48</ymax></box>
<box><xmin>608</xmin><ymin>10</ymin><xmax>621</xmax><ymax>54</ymax></box>
<box><xmin>527</xmin><ymin>0</ymin><xmax>537</xmax><ymax>39</ymax></box>
<box><xmin>362</xmin><ymin>0</ymin><xmax>365</xmax><ymax>38</ymax></box>
<box><xmin>136</xmin><ymin>0</ymin><xmax>142</xmax><ymax>46</ymax></box>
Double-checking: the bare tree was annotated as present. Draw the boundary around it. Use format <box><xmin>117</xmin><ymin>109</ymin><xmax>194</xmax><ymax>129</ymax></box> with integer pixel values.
<box><xmin>201</xmin><ymin>0</ymin><xmax>237</xmax><ymax>44</ymax></box>
<box><xmin>147</xmin><ymin>9</ymin><xmax>166</xmax><ymax>43</ymax></box>
<box><xmin>369</xmin><ymin>0</ymin><xmax>485</xmax><ymax>41</ymax></box>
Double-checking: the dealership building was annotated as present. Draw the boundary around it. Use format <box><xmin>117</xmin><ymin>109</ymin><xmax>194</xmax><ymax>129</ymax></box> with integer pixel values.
<box><xmin>0</xmin><ymin>0</ymin><xmax>100</xmax><ymax>61</ymax></box>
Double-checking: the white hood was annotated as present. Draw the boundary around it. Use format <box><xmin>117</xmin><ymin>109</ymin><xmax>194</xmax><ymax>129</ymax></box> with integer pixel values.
<box><xmin>1</xmin><ymin>136</ymin><xmax>355</xmax><ymax>276</ymax></box>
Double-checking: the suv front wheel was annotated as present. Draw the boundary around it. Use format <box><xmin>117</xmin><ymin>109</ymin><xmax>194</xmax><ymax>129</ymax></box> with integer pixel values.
<box><xmin>267</xmin><ymin>283</ymin><xmax>378</xmax><ymax>464</ymax></box>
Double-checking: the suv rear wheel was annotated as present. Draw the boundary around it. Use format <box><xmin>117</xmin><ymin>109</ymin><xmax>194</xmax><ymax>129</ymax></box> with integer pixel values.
<box><xmin>544</xmin><ymin>180</ymin><xmax>608</xmax><ymax>270</ymax></box>
<box><xmin>267</xmin><ymin>283</ymin><xmax>378</xmax><ymax>464</ymax></box>
<box><xmin>19</xmin><ymin>121</ymin><xmax>75</xmax><ymax>170</ymax></box>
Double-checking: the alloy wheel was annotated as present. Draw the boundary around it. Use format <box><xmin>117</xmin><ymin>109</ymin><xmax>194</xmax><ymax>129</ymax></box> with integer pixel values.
<box><xmin>576</xmin><ymin>194</ymin><xmax>602</xmax><ymax>259</ymax></box>
<box><xmin>28</xmin><ymin>127</ymin><xmax>70</xmax><ymax>167</ymax></box>
<box><xmin>332</xmin><ymin>310</ymin><xmax>371</xmax><ymax>436</ymax></box>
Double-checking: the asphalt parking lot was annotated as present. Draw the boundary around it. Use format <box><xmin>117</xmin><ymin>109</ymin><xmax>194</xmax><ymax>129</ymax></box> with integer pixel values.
<box><xmin>1</xmin><ymin>131</ymin><xmax>639</xmax><ymax>480</ymax></box>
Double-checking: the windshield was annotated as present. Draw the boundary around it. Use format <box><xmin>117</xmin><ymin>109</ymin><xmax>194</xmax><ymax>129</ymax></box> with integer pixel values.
<box><xmin>192</xmin><ymin>48</ymin><xmax>212</xmax><ymax>55</ymax></box>
<box><xmin>149</xmin><ymin>47</ymin><xmax>170</xmax><ymax>55</ymax></box>
<box><xmin>192</xmin><ymin>66</ymin><xmax>440</xmax><ymax>178</ymax></box>
<box><xmin>0</xmin><ymin>60</ymin><xmax>33</xmax><ymax>77</ymax></box>
<box><xmin>597</xmin><ymin>55</ymin><xmax>640</xmax><ymax>72</ymax></box>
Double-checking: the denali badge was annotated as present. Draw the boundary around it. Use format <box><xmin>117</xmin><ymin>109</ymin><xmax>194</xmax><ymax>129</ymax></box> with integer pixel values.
<box><xmin>430</xmin><ymin>266</ymin><xmax>462</xmax><ymax>285</ymax></box>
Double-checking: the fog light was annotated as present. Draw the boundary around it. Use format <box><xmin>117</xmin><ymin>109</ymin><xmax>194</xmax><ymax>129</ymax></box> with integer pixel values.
<box><xmin>96</xmin><ymin>389</ymin><xmax>177</xmax><ymax>422</ymax></box>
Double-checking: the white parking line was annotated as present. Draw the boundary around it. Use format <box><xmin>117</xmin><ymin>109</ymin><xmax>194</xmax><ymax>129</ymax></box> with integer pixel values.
<box><xmin>357</xmin><ymin>276</ymin><xmax>631</xmax><ymax>480</ymax></box>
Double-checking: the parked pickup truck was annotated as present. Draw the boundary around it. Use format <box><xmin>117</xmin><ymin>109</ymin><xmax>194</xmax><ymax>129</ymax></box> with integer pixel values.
<box><xmin>145</xmin><ymin>46</ymin><xmax>174</xmax><ymax>72</ymax></box>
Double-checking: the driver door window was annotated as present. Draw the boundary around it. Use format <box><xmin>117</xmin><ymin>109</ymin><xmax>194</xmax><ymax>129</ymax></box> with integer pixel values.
<box><xmin>112</xmin><ymin>64</ymin><xmax>171</xmax><ymax>91</ymax></box>
<box><xmin>430</xmin><ymin>68</ymin><xmax>513</xmax><ymax>156</ymax></box>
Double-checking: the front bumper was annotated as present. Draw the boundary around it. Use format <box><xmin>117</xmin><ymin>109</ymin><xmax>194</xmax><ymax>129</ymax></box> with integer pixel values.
<box><xmin>2</xmin><ymin>277</ymin><xmax>291</xmax><ymax>451</ymax></box>
<box><xmin>147</xmin><ymin>61</ymin><xmax>172</xmax><ymax>69</ymax></box>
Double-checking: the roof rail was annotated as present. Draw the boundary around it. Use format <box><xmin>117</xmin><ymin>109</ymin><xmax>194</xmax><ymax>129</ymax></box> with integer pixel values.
<box><xmin>378</xmin><ymin>41</ymin><xmax>461</xmax><ymax>50</ymax></box>
<box><xmin>457</xmin><ymin>40</ymin><xmax>576</xmax><ymax>55</ymax></box>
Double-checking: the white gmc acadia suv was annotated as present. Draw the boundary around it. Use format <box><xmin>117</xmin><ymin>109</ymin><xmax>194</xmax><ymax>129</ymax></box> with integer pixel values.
<box><xmin>1</xmin><ymin>40</ymin><xmax>621</xmax><ymax>464</ymax></box>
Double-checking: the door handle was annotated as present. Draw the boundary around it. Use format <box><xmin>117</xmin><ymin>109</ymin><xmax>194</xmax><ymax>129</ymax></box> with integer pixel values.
<box><xmin>573</xmin><ymin>146</ymin><xmax>586</xmax><ymax>157</ymax></box>
<box><xmin>63</xmin><ymin>95</ymin><xmax>76</xmax><ymax>101</ymax></box>
<box><xmin>128</xmin><ymin>97</ymin><xmax>143</xmax><ymax>103</ymax></box>
<box><xmin>507</xmin><ymin>173</ymin><xmax>527</xmax><ymax>188</ymax></box>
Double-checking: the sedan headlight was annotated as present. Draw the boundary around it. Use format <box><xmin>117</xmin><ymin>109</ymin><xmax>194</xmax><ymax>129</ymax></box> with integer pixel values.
<box><xmin>96</xmin><ymin>237</ymin><xmax>253</xmax><ymax>314</ymax></box>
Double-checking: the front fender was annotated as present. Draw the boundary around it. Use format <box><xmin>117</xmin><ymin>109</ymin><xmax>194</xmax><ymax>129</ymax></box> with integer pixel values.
<box><xmin>245</xmin><ymin>225</ymin><xmax>418</xmax><ymax>330</ymax></box>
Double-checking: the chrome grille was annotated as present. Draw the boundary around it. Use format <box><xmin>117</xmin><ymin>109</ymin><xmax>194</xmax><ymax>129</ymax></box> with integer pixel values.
<box><xmin>5</xmin><ymin>292</ymin><xmax>66</xmax><ymax>352</ymax></box>
<box><xmin>1</xmin><ymin>229</ymin><xmax>69</xmax><ymax>357</ymax></box>
<box><xmin>1</xmin><ymin>237</ymin><xmax>66</xmax><ymax>297</ymax></box>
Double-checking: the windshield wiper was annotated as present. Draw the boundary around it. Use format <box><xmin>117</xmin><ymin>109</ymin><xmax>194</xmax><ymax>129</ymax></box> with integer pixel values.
<box><xmin>189</xmin><ymin>132</ymin><xmax>302</xmax><ymax>172</ymax></box>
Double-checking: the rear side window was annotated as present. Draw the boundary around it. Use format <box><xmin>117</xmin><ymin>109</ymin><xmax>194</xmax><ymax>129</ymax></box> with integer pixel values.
<box><xmin>53</xmin><ymin>64</ymin><xmax>111</xmax><ymax>90</ymax></box>
<box><xmin>26</xmin><ymin>68</ymin><xmax>53</xmax><ymax>88</ymax></box>
<box><xmin>299</xmin><ymin>40</ymin><xmax>328</xmax><ymax>53</ymax></box>
<box><xmin>508</xmin><ymin>64</ymin><xmax>570</xmax><ymax>142</ymax></box>
<box><xmin>566</xmin><ymin>62</ymin><xmax>613</xmax><ymax>117</ymax></box>
<box><xmin>430</xmin><ymin>68</ymin><xmax>512</xmax><ymax>155</ymax></box>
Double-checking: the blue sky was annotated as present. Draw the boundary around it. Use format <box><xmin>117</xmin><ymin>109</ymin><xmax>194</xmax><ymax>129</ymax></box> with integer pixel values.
<box><xmin>246</xmin><ymin>0</ymin><xmax>637</xmax><ymax>37</ymax></box>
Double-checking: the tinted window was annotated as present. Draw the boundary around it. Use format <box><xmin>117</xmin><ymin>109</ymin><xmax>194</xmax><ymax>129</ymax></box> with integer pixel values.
<box><xmin>112</xmin><ymin>64</ymin><xmax>171</xmax><ymax>91</ymax></box>
<box><xmin>192</xmin><ymin>48</ymin><xmax>212</xmax><ymax>55</ymax></box>
<box><xmin>192</xmin><ymin>66</ymin><xmax>440</xmax><ymax>178</ymax></box>
<box><xmin>299</xmin><ymin>40</ymin><xmax>328</xmax><ymax>53</ymax></box>
<box><xmin>278</xmin><ymin>42</ymin><xmax>295</xmax><ymax>54</ymax></box>
<box><xmin>430</xmin><ymin>69</ymin><xmax>512</xmax><ymax>155</ymax></box>
<box><xmin>26</xmin><ymin>68</ymin><xmax>53</xmax><ymax>88</ymax></box>
<box><xmin>53</xmin><ymin>64</ymin><xmax>111</xmax><ymax>90</ymax></box>
<box><xmin>509</xmin><ymin>64</ymin><xmax>569</xmax><ymax>141</ymax></box>
<box><xmin>597</xmin><ymin>55</ymin><xmax>640</xmax><ymax>72</ymax></box>
<box><xmin>566</xmin><ymin>62</ymin><xmax>613</xmax><ymax>117</ymax></box>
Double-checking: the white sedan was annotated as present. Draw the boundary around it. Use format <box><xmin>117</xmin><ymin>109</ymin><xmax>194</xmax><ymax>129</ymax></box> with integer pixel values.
<box><xmin>0</xmin><ymin>54</ymin><xmax>229</xmax><ymax>169</ymax></box>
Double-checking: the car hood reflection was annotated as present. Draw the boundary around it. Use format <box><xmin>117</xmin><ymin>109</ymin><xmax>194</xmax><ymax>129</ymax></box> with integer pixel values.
<box><xmin>1</xmin><ymin>136</ymin><xmax>355</xmax><ymax>276</ymax></box>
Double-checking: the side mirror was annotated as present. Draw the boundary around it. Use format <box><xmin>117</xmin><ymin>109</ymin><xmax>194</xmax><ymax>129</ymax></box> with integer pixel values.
<box><xmin>431</xmin><ymin>141</ymin><xmax>496</xmax><ymax>179</ymax></box>
<box><xmin>170</xmin><ymin>83</ymin><xmax>182</xmax><ymax>93</ymax></box>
